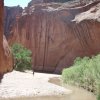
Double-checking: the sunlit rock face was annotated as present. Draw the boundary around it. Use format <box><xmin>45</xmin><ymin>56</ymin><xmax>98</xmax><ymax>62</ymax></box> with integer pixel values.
<box><xmin>8</xmin><ymin>1</ymin><xmax>100</xmax><ymax>73</ymax></box>
<box><xmin>28</xmin><ymin>0</ymin><xmax>61</xmax><ymax>5</ymax></box>
<box><xmin>0</xmin><ymin>0</ymin><xmax>13</xmax><ymax>81</ymax></box>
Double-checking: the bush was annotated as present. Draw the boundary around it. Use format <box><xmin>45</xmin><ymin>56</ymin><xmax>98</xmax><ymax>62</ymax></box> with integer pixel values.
<box><xmin>62</xmin><ymin>54</ymin><xmax>100</xmax><ymax>98</ymax></box>
<box><xmin>97</xmin><ymin>94</ymin><xmax>100</xmax><ymax>100</ymax></box>
<box><xmin>11</xmin><ymin>43</ymin><xmax>32</xmax><ymax>71</ymax></box>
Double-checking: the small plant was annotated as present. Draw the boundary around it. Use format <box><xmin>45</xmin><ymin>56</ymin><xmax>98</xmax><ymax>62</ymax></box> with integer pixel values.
<box><xmin>97</xmin><ymin>94</ymin><xmax>100</xmax><ymax>100</ymax></box>
<box><xmin>11</xmin><ymin>43</ymin><xmax>32</xmax><ymax>71</ymax></box>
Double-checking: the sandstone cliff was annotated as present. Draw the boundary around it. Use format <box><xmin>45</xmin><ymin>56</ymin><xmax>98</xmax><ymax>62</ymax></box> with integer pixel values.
<box><xmin>0</xmin><ymin>0</ymin><xmax>13</xmax><ymax>81</ymax></box>
<box><xmin>8</xmin><ymin>1</ymin><xmax>100</xmax><ymax>73</ymax></box>
<box><xmin>4</xmin><ymin>6</ymin><xmax>22</xmax><ymax>37</ymax></box>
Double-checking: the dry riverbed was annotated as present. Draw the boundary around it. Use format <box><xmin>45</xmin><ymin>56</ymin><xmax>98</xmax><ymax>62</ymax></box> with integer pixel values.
<box><xmin>0</xmin><ymin>71</ymin><xmax>96</xmax><ymax>100</ymax></box>
<box><xmin>0</xmin><ymin>71</ymin><xmax>71</xmax><ymax>99</ymax></box>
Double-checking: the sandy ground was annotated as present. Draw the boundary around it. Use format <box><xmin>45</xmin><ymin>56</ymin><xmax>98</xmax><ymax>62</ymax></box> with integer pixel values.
<box><xmin>0</xmin><ymin>71</ymin><xmax>72</xmax><ymax>99</ymax></box>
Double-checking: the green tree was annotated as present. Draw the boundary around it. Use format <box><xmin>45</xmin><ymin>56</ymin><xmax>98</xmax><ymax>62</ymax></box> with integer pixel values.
<box><xmin>11</xmin><ymin>43</ymin><xmax>32</xmax><ymax>71</ymax></box>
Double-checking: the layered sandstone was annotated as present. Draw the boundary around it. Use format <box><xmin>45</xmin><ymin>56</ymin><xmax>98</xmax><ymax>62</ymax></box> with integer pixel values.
<box><xmin>8</xmin><ymin>1</ymin><xmax>100</xmax><ymax>73</ymax></box>
<box><xmin>0</xmin><ymin>0</ymin><xmax>13</xmax><ymax>81</ymax></box>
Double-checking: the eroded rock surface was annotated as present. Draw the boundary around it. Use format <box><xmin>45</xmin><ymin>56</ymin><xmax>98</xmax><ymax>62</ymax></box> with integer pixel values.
<box><xmin>4</xmin><ymin>6</ymin><xmax>22</xmax><ymax>37</ymax></box>
<box><xmin>0</xmin><ymin>0</ymin><xmax>13</xmax><ymax>81</ymax></box>
<box><xmin>8</xmin><ymin>1</ymin><xmax>100</xmax><ymax>73</ymax></box>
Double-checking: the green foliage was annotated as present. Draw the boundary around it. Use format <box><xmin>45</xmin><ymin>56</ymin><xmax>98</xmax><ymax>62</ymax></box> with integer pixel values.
<box><xmin>11</xmin><ymin>43</ymin><xmax>32</xmax><ymax>71</ymax></box>
<box><xmin>97</xmin><ymin>84</ymin><xmax>100</xmax><ymax>100</ymax></box>
<box><xmin>62</xmin><ymin>54</ymin><xmax>100</xmax><ymax>98</ymax></box>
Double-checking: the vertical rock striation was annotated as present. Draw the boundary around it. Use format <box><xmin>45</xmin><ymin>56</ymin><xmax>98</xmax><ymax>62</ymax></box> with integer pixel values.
<box><xmin>0</xmin><ymin>0</ymin><xmax>13</xmax><ymax>81</ymax></box>
<box><xmin>8</xmin><ymin>1</ymin><xmax>100</xmax><ymax>73</ymax></box>
<box><xmin>4</xmin><ymin>6</ymin><xmax>23</xmax><ymax>37</ymax></box>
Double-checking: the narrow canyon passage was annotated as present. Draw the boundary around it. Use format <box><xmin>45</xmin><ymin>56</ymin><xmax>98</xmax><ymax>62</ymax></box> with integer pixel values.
<box><xmin>0</xmin><ymin>71</ymin><xmax>96</xmax><ymax>100</ymax></box>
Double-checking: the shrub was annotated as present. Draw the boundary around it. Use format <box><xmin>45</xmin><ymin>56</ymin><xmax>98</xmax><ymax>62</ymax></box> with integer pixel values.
<box><xmin>11</xmin><ymin>43</ymin><xmax>32</xmax><ymax>71</ymax></box>
<box><xmin>62</xmin><ymin>54</ymin><xmax>100</xmax><ymax>98</ymax></box>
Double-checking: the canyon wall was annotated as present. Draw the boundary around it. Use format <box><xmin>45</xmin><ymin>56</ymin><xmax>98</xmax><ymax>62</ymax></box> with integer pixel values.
<box><xmin>8</xmin><ymin>1</ymin><xmax>100</xmax><ymax>73</ymax></box>
<box><xmin>0</xmin><ymin>0</ymin><xmax>13</xmax><ymax>81</ymax></box>
<box><xmin>4</xmin><ymin>6</ymin><xmax>22</xmax><ymax>37</ymax></box>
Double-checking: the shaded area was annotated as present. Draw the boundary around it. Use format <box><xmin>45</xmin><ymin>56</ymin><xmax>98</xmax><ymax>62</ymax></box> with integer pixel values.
<box><xmin>49</xmin><ymin>77</ymin><xmax>96</xmax><ymax>100</ymax></box>
<box><xmin>0</xmin><ymin>0</ymin><xmax>13</xmax><ymax>81</ymax></box>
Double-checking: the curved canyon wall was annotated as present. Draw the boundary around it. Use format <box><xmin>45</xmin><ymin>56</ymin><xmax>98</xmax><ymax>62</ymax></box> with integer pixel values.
<box><xmin>8</xmin><ymin>1</ymin><xmax>100</xmax><ymax>73</ymax></box>
<box><xmin>0</xmin><ymin>0</ymin><xmax>13</xmax><ymax>81</ymax></box>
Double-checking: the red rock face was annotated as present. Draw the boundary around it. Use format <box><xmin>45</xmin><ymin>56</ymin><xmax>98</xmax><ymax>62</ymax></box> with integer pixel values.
<box><xmin>4</xmin><ymin>6</ymin><xmax>23</xmax><ymax>37</ymax></box>
<box><xmin>8</xmin><ymin>1</ymin><xmax>100</xmax><ymax>73</ymax></box>
<box><xmin>0</xmin><ymin>0</ymin><xmax>13</xmax><ymax>81</ymax></box>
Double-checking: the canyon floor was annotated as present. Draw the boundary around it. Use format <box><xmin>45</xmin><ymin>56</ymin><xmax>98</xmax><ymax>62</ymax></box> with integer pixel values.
<box><xmin>0</xmin><ymin>70</ymin><xmax>96</xmax><ymax>100</ymax></box>
<box><xmin>0</xmin><ymin>71</ymin><xmax>71</xmax><ymax>99</ymax></box>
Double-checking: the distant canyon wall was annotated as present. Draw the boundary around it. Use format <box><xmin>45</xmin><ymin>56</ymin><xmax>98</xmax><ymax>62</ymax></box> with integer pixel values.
<box><xmin>0</xmin><ymin>0</ymin><xmax>13</xmax><ymax>81</ymax></box>
<box><xmin>6</xmin><ymin>0</ymin><xmax>100</xmax><ymax>73</ymax></box>
<box><xmin>4</xmin><ymin>6</ymin><xmax>22</xmax><ymax>37</ymax></box>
